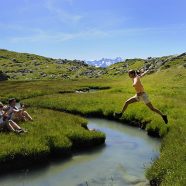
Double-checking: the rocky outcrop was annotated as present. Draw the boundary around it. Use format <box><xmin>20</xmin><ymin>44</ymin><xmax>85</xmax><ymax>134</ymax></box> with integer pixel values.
<box><xmin>17</xmin><ymin>69</ymin><xmax>34</xmax><ymax>73</ymax></box>
<box><xmin>0</xmin><ymin>71</ymin><xmax>9</xmax><ymax>81</ymax></box>
<box><xmin>177</xmin><ymin>52</ymin><xmax>186</xmax><ymax>58</ymax></box>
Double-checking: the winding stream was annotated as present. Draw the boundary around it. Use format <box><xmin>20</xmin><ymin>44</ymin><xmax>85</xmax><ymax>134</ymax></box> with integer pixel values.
<box><xmin>0</xmin><ymin>118</ymin><xmax>160</xmax><ymax>186</ymax></box>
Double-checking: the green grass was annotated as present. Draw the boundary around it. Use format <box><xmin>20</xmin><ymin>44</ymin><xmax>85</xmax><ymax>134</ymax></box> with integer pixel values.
<box><xmin>0</xmin><ymin>49</ymin><xmax>106</xmax><ymax>80</ymax></box>
<box><xmin>0</xmin><ymin>108</ymin><xmax>105</xmax><ymax>172</ymax></box>
<box><xmin>0</xmin><ymin>79</ymin><xmax>111</xmax><ymax>102</ymax></box>
<box><xmin>21</xmin><ymin>68</ymin><xmax>185</xmax><ymax>185</ymax></box>
<box><xmin>0</xmin><ymin>52</ymin><xmax>186</xmax><ymax>185</ymax></box>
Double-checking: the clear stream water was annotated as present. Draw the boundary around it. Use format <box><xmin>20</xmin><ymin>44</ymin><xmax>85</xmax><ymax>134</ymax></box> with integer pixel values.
<box><xmin>0</xmin><ymin>118</ymin><xmax>160</xmax><ymax>186</ymax></box>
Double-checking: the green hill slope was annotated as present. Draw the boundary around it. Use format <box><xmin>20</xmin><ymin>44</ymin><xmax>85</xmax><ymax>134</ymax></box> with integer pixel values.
<box><xmin>0</xmin><ymin>49</ymin><xmax>106</xmax><ymax>80</ymax></box>
<box><xmin>1</xmin><ymin>49</ymin><xmax>186</xmax><ymax>80</ymax></box>
<box><xmin>0</xmin><ymin>49</ymin><xmax>186</xmax><ymax>185</ymax></box>
<box><xmin>105</xmin><ymin>53</ymin><xmax>186</xmax><ymax>77</ymax></box>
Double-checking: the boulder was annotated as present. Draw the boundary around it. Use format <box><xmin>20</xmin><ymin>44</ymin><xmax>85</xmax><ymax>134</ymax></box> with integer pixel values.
<box><xmin>178</xmin><ymin>52</ymin><xmax>186</xmax><ymax>57</ymax></box>
<box><xmin>61</xmin><ymin>74</ymin><xmax>70</xmax><ymax>79</ymax></box>
<box><xmin>0</xmin><ymin>71</ymin><xmax>9</xmax><ymax>81</ymax></box>
<box><xmin>0</xmin><ymin>55</ymin><xmax>7</xmax><ymax>59</ymax></box>
<box><xmin>18</xmin><ymin>69</ymin><xmax>32</xmax><ymax>73</ymax></box>
<box><xmin>67</xmin><ymin>66</ymin><xmax>79</xmax><ymax>71</ymax></box>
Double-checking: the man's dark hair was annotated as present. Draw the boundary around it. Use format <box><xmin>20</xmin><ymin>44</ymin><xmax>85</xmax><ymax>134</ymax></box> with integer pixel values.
<box><xmin>8</xmin><ymin>98</ymin><xmax>16</xmax><ymax>104</ymax></box>
<box><xmin>128</xmin><ymin>69</ymin><xmax>136</xmax><ymax>75</ymax></box>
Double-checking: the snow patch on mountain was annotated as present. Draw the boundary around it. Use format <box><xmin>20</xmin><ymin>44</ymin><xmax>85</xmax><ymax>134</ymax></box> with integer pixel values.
<box><xmin>86</xmin><ymin>57</ymin><xmax>124</xmax><ymax>67</ymax></box>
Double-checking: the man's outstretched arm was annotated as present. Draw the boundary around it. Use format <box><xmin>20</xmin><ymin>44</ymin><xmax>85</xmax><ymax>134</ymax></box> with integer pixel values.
<box><xmin>140</xmin><ymin>69</ymin><xmax>149</xmax><ymax>77</ymax></box>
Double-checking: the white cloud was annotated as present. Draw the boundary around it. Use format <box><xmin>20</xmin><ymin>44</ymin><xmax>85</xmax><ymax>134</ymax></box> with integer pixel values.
<box><xmin>0</xmin><ymin>23</ymin><xmax>43</xmax><ymax>33</ymax></box>
<box><xmin>45</xmin><ymin>0</ymin><xmax>82</xmax><ymax>24</ymax></box>
<box><xmin>6</xmin><ymin>23</ymin><xmax>186</xmax><ymax>44</ymax></box>
<box><xmin>9</xmin><ymin>29</ymin><xmax>109</xmax><ymax>43</ymax></box>
<box><xmin>10</xmin><ymin>32</ymin><xmax>74</xmax><ymax>43</ymax></box>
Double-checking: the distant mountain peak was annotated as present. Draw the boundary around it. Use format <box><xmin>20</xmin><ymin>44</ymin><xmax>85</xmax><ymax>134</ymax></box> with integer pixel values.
<box><xmin>86</xmin><ymin>57</ymin><xmax>124</xmax><ymax>68</ymax></box>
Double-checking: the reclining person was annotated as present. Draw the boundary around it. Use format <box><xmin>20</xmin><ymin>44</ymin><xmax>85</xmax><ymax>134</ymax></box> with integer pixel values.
<box><xmin>6</xmin><ymin>98</ymin><xmax>33</xmax><ymax>122</ymax></box>
<box><xmin>0</xmin><ymin>102</ymin><xmax>26</xmax><ymax>133</ymax></box>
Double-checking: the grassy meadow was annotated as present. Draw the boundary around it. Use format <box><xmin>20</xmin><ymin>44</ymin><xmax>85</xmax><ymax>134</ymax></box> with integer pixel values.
<box><xmin>0</xmin><ymin>107</ymin><xmax>105</xmax><ymax>172</ymax></box>
<box><xmin>0</xmin><ymin>49</ymin><xmax>105</xmax><ymax>80</ymax></box>
<box><xmin>0</xmin><ymin>63</ymin><xmax>186</xmax><ymax>185</ymax></box>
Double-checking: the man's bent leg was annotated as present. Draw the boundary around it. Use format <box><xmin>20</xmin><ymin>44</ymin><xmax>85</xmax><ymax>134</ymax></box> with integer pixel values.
<box><xmin>114</xmin><ymin>96</ymin><xmax>138</xmax><ymax>118</ymax></box>
<box><xmin>146</xmin><ymin>102</ymin><xmax>163</xmax><ymax>116</ymax></box>
<box><xmin>121</xmin><ymin>96</ymin><xmax>138</xmax><ymax>114</ymax></box>
<box><xmin>146</xmin><ymin>102</ymin><xmax>168</xmax><ymax>124</ymax></box>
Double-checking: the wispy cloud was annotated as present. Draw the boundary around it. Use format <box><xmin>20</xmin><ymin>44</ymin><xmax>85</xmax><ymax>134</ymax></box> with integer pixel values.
<box><xmin>45</xmin><ymin>0</ymin><xmax>82</xmax><ymax>24</ymax></box>
<box><xmin>9</xmin><ymin>29</ymin><xmax>109</xmax><ymax>43</ymax></box>
<box><xmin>10</xmin><ymin>32</ymin><xmax>75</xmax><ymax>43</ymax></box>
<box><xmin>6</xmin><ymin>23</ymin><xmax>186</xmax><ymax>44</ymax></box>
<box><xmin>0</xmin><ymin>23</ymin><xmax>43</xmax><ymax>33</ymax></box>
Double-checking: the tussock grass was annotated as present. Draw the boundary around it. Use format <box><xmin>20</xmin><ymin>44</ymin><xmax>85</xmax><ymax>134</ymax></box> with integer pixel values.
<box><xmin>0</xmin><ymin>65</ymin><xmax>185</xmax><ymax>185</ymax></box>
<box><xmin>0</xmin><ymin>79</ymin><xmax>112</xmax><ymax>102</ymax></box>
<box><xmin>21</xmin><ymin>68</ymin><xmax>185</xmax><ymax>185</ymax></box>
<box><xmin>0</xmin><ymin>108</ymin><xmax>105</xmax><ymax>172</ymax></box>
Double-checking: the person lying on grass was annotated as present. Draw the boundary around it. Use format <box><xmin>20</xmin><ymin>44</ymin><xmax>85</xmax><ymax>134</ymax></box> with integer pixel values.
<box><xmin>0</xmin><ymin>102</ymin><xmax>26</xmax><ymax>134</ymax></box>
<box><xmin>114</xmin><ymin>69</ymin><xmax>168</xmax><ymax>124</ymax></box>
<box><xmin>5</xmin><ymin>98</ymin><xmax>33</xmax><ymax>122</ymax></box>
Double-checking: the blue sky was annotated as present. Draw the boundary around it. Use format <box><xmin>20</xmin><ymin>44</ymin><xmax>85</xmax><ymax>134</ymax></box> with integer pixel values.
<box><xmin>0</xmin><ymin>0</ymin><xmax>186</xmax><ymax>60</ymax></box>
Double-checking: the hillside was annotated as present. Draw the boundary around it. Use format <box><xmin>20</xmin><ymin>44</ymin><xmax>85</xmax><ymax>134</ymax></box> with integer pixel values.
<box><xmin>0</xmin><ymin>66</ymin><xmax>186</xmax><ymax>185</ymax></box>
<box><xmin>0</xmin><ymin>49</ymin><xmax>106</xmax><ymax>80</ymax></box>
<box><xmin>0</xmin><ymin>49</ymin><xmax>186</xmax><ymax>185</ymax></box>
<box><xmin>105</xmin><ymin>53</ymin><xmax>186</xmax><ymax>76</ymax></box>
<box><xmin>0</xmin><ymin>49</ymin><xmax>186</xmax><ymax>81</ymax></box>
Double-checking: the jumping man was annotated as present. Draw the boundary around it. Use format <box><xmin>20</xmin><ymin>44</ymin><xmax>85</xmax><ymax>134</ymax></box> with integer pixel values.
<box><xmin>115</xmin><ymin>69</ymin><xmax>168</xmax><ymax>124</ymax></box>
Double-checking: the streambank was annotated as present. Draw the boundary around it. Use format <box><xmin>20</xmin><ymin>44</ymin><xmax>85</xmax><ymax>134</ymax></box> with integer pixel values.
<box><xmin>0</xmin><ymin>108</ymin><xmax>106</xmax><ymax>174</ymax></box>
<box><xmin>0</xmin><ymin>118</ymin><xmax>160</xmax><ymax>186</ymax></box>
<box><xmin>35</xmin><ymin>106</ymin><xmax>162</xmax><ymax>138</ymax></box>
<box><xmin>0</xmin><ymin>105</ymin><xmax>163</xmax><ymax>185</ymax></box>
<box><xmin>0</xmin><ymin>134</ymin><xmax>105</xmax><ymax>175</ymax></box>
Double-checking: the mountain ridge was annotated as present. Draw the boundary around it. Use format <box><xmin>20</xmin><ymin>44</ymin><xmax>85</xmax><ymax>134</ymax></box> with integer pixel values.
<box><xmin>0</xmin><ymin>49</ymin><xmax>186</xmax><ymax>80</ymax></box>
<box><xmin>86</xmin><ymin>57</ymin><xmax>124</xmax><ymax>67</ymax></box>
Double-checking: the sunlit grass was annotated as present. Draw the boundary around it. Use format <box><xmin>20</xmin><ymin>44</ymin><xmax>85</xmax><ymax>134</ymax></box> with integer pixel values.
<box><xmin>21</xmin><ymin>68</ymin><xmax>185</xmax><ymax>185</ymax></box>
<box><xmin>0</xmin><ymin>66</ymin><xmax>185</xmax><ymax>185</ymax></box>
<box><xmin>0</xmin><ymin>108</ymin><xmax>105</xmax><ymax>172</ymax></box>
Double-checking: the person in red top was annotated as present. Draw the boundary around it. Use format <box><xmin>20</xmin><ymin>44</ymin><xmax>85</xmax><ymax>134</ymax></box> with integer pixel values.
<box><xmin>115</xmin><ymin>69</ymin><xmax>168</xmax><ymax>124</ymax></box>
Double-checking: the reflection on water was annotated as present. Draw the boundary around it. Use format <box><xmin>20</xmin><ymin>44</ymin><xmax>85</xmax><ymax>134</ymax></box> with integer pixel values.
<box><xmin>0</xmin><ymin>118</ymin><xmax>160</xmax><ymax>186</ymax></box>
